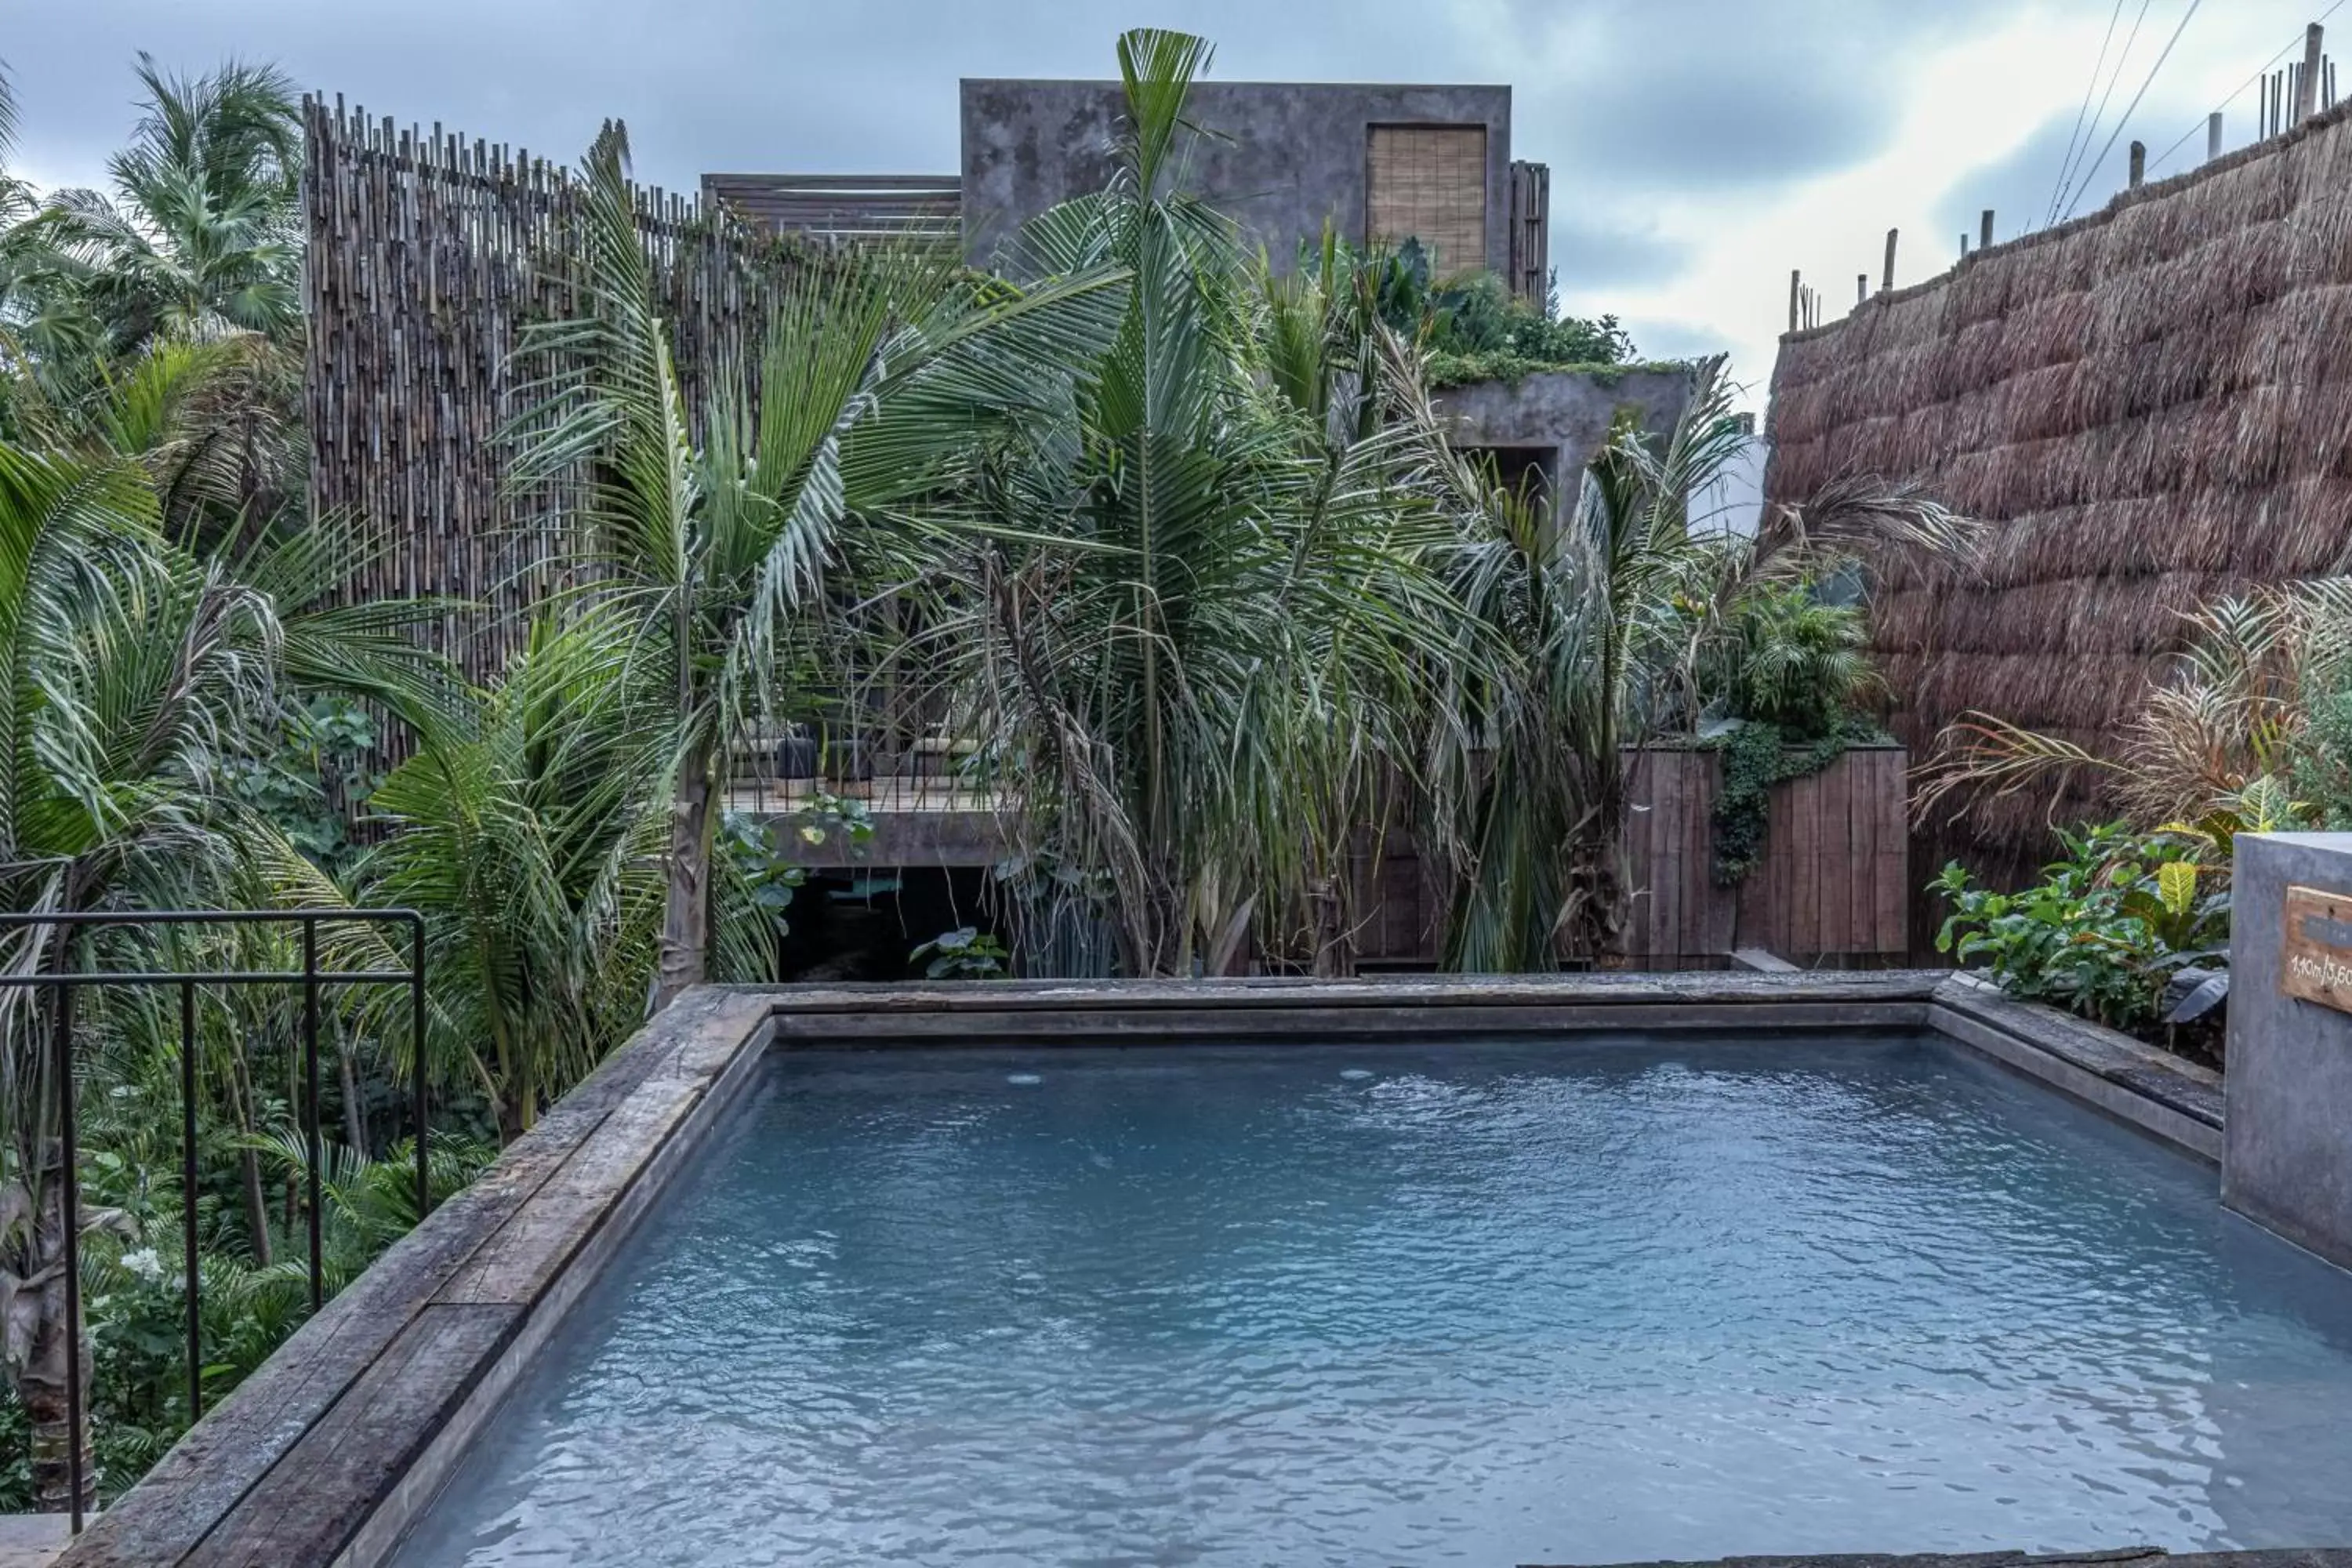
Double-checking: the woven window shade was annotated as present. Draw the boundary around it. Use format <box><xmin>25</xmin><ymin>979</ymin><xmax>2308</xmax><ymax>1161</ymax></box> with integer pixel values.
<box><xmin>1367</xmin><ymin>125</ymin><xmax>1487</xmax><ymax>273</ymax></box>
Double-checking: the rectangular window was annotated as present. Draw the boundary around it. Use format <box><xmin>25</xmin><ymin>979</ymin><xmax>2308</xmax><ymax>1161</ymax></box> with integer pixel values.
<box><xmin>1366</xmin><ymin>125</ymin><xmax>1487</xmax><ymax>274</ymax></box>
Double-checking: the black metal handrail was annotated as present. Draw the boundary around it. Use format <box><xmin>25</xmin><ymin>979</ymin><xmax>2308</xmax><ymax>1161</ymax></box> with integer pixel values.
<box><xmin>0</xmin><ymin>908</ymin><xmax>428</xmax><ymax>1534</ymax></box>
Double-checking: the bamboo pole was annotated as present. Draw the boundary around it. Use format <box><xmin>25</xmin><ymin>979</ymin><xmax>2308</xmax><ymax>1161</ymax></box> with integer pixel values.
<box><xmin>2299</xmin><ymin>23</ymin><xmax>2325</xmax><ymax>122</ymax></box>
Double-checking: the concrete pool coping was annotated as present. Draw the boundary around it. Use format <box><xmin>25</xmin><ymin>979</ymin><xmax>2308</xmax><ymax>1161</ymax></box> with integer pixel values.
<box><xmin>53</xmin><ymin>971</ymin><xmax>2241</xmax><ymax>1567</ymax></box>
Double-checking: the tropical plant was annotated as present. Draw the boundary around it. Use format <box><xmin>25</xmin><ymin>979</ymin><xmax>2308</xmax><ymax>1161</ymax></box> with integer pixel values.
<box><xmin>511</xmin><ymin>122</ymin><xmax>1125</xmax><ymax>1009</ymax></box>
<box><xmin>358</xmin><ymin>612</ymin><xmax>667</xmax><ymax>1138</ymax></box>
<box><xmin>1320</xmin><ymin>236</ymin><xmax>1636</xmax><ymax>387</ymax></box>
<box><xmin>2</xmin><ymin>62</ymin><xmax>108</xmax><ymax>436</ymax></box>
<box><xmin>1915</xmin><ymin>580</ymin><xmax>2352</xmax><ymax>831</ymax></box>
<box><xmin>0</xmin><ymin>423</ymin><xmax>285</xmax><ymax>1511</ymax></box>
<box><xmin>1413</xmin><ymin>358</ymin><xmax>1745</xmax><ymax>968</ymax></box>
<box><xmin>918</xmin><ymin>30</ymin><xmax>1465</xmax><ymax>978</ymax></box>
<box><xmin>1933</xmin><ymin>822</ymin><xmax>2230</xmax><ymax>1050</ymax></box>
<box><xmin>0</xmin><ymin>365</ymin><xmax>448</xmax><ymax>1512</ymax></box>
<box><xmin>1693</xmin><ymin>582</ymin><xmax>1875</xmax><ymax>737</ymax></box>
<box><xmin>909</xmin><ymin>926</ymin><xmax>1008</xmax><ymax>979</ymax></box>
<box><xmin>46</xmin><ymin>56</ymin><xmax>303</xmax><ymax>353</ymax></box>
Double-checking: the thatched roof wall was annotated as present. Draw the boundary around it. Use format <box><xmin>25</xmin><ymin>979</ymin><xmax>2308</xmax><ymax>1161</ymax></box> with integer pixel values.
<box><xmin>1766</xmin><ymin>96</ymin><xmax>2352</xmax><ymax>883</ymax></box>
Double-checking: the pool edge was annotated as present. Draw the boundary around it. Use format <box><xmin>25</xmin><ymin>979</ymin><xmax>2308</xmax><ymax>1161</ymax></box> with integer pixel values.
<box><xmin>52</xmin><ymin>972</ymin><xmax>2272</xmax><ymax>1568</ymax></box>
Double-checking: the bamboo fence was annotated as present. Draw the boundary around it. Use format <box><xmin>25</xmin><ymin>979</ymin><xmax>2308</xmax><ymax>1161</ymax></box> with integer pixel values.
<box><xmin>302</xmin><ymin>96</ymin><xmax>809</xmax><ymax>688</ymax></box>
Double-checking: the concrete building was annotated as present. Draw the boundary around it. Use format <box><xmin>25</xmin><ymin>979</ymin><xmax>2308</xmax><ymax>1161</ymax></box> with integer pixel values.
<box><xmin>706</xmin><ymin>78</ymin><xmax>1549</xmax><ymax>298</ymax></box>
<box><xmin>704</xmin><ymin>71</ymin><xmax>1690</xmax><ymax>511</ymax></box>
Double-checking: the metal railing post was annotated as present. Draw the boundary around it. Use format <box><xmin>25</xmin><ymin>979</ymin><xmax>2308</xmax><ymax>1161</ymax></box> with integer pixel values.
<box><xmin>57</xmin><ymin>979</ymin><xmax>85</xmax><ymax>1534</ymax></box>
<box><xmin>410</xmin><ymin>916</ymin><xmax>429</xmax><ymax>1222</ymax></box>
<box><xmin>180</xmin><ymin>978</ymin><xmax>201</xmax><ymax>1421</ymax></box>
<box><xmin>302</xmin><ymin>916</ymin><xmax>323</xmax><ymax>1312</ymax></box>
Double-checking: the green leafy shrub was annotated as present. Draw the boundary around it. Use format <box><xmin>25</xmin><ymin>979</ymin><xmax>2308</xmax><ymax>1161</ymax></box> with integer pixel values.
<box><xmin>220</xmin><ymin>695</ymin><xmax>381</xmax><ymax>873</ymax></box>
<box><xmin>1318</xmin><ymin>238</ymin><xmax>1639</xmax><ymax>387</ymax></box>
<box><xmin>909</xmin><ymin>926</ymin><xmax>1009</xmax><ymax>979</ymax></box>
<box><xmin>1690</xmin><ymin>585</ymin><xmax>1885</xmax><ymax>885</ymax></box>
<box><xmin>1932</xmin><ymin>822</ymin><xmax>2230</xmax><ymax>1038</ymax></box>
<box><xmin>1699</xmin><ymin>585</ymin><xmax>1875</xmax><ymax>737</ymax></box>
<box><xmin>2286</xmin><ymin>664</ymin><xmax>2352</xmax><ymax>828</ymax></box>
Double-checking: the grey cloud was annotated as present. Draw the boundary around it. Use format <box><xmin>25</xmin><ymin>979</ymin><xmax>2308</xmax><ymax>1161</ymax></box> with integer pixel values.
<box><xmin>1516</xmin><ymin>0</ymin><xmax>2044</xmax><ymax>198</ymax></box>
<box><xmin>1546</xmin><ymin>217</ymin><xmax>1690</xmax><ymax>292</ymax></box>
<box><xmin>1929</xmin><ymin>78</ymin><xmax>2233</xmax><ymax>255</ymax></box>
<box><xmin>1622</xmin><ymin>317</ymin><xmax>1744</xmax><ymax>371</ymax></box>
<box><xmin>7</xmin><ymin>0</ymin><xmax>1501</xmax><ymax>193</ymax></box>
<box><xmin>16</xmin><ymin>0</ymin><xmax>2084</xmax><ymax>201</ymax></box>
<box><xmin>8</xmin><ymin>0</ymin><xmax>2147</xmax><ymax>394</ymax></box>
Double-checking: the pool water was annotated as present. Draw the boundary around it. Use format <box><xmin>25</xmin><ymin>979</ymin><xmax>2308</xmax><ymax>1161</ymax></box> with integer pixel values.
<box><xmin>394</xmin><ymin>1036</ymin><xmax>2352</xmax><ymax>1566</ymax></box>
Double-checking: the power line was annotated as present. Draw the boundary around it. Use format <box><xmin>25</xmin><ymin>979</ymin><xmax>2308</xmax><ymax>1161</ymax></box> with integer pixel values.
<box><xmin>2145</xmin><ymin>0</ymin><xmax>2350</xmax><ymax>175</ymax></box>
<box><xmin>2047</xmin><ymin>0</ymin><xmax>2132</xmax><ymax>225</ymax></box>
<box><xmin>2059</xmin><ymin>0</ymin><xmax>2206</xmax><ymax>220</ymax></box>
<box><xmin>2049</xmin><ymin>0</ymin><xmax>2157</xmax><ymax>225</ymax></box>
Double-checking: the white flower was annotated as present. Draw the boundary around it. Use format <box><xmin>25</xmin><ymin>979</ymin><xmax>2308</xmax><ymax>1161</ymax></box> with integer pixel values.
<box><xmin>121</xmin><ymin>1247</ymin><xmax>165</xmax><ymax>1283</ymax></box>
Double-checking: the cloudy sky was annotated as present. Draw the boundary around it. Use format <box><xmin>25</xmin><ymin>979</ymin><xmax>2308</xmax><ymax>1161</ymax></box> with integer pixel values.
<box><xmin>5</xmin><ymin>0</ymin><xmax>2333</xmax><ymax>407</ymax></box>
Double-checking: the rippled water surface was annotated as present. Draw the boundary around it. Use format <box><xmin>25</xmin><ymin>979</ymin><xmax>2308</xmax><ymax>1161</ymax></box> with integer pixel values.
<box><xmin>394</xmin><ymin>1036</ymin><xmax>2352</xmax><ymax>1566</ymax></box>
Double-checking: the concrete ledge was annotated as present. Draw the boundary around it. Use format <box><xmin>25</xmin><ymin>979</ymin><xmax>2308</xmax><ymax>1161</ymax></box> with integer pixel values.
<box><xmin>0</xmin><ymin>1516</ymin><xmax>69</xmax><ymax>1568</ymax></box>
<box><xmin>762</xmin><ymin>971</ymin><xmax>1944</xmax><ymax>1044</ymax></box>
<box><xmin>1928</xmin><ymin>975</ymin><xmax>2223</xmax><ymax>1163</ymax></box>
<box><xmin>751</xmin><ymin>968</ymin><xmax>1946</xmax><ymax>1013</ymax></box>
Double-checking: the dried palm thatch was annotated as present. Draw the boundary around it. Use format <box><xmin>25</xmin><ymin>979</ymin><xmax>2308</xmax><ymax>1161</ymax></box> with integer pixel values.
<box><xmin>1912</xmin><ymin>579</ymin><xmax>2352</xmax><ymax>836</ymax></box>
<box><xmin>1767</xmin><ymin>98</ymin><xmax>2352</xmax><ymax>889</ymax></box>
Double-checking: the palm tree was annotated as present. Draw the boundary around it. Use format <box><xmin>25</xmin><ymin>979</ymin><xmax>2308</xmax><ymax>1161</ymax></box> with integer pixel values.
<box><xmin>513</xmin><ymin>122</ymin><xmax>1125</xmax><ymax>1009</ymax></box>
<box><xmin>1417</xmin><ymin>363</ymin><xmax>1976</xmax><ymax>969</ymax></box>
<box><xmin>361</xmin><ymin>612</ymin><xmax>669</xmax><ymax>1138</ymax></box>
<box><xmin>0</xmin><ymin>427</ymin><xmax>278</xmax><ymax>1512</ymax></box>
<box><xmin>916</xmin><ymin>31</ymin><xmax>1468</xmax><ymax>978</ymax></box>
<box><xmin>49</xmin><ymin>56</ymin><xmax>302</xmax><ymax>353</ymax></box>
<box><xmin>1</xmin><ymin>60</ymin><xmax>107</xmax><ymax>437</ymax></box>
<box><xmin>27</xmin><ymin>57</ymin><xmax>304</xmax><ymax>530</ymax></box>
<box><xmin>0</xmin><ymin>347</ymin><xmax>454</xmax><ymax>1509</ymax></box>
<box><xmin>1411</xmin><ymin>358</ymin><xmax>1744</xmax><ymax>969</ymax></box>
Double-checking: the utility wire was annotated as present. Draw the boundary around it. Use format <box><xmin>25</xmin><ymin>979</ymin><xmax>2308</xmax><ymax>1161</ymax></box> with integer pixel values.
<box><xmin>2047</xmin><ymin>0</ymin><xmax>2132</xmax><ymax>224</ymax></box>
<box><xmin>2059</xmin><ymin>0</ymin><xmax>2205</xmax><ymax>220</ymax></box>
<box><xmin>2048</xmin><ymin>0</ymin><xmax>2132</xmax><ymax>225</ymax></box>
<box><xmin>2146</xmin><ymin>0</ymin><xmax>2350</xmax><ymax>174</ymax></box>
<box><xmin>2049</xmin><ymin>0</ymin><xmax>2157</xmax><ymax>225</ymax></box>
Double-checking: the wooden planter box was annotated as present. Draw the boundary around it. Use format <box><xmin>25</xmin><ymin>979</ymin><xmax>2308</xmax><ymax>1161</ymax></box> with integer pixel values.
<box><xmin>1348</xmin><ymin>744</ymin><xmax>1910</xmax><ymax>971</ymax></box>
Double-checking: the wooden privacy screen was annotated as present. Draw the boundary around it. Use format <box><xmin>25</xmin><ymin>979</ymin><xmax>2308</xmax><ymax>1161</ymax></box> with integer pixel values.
<box><xmin>1348</xmin><ymin>746</ymin><xmax>1911</xmax><ymax>969</ymax></box>
<box><xmin>1367</xmin><ymin>125</ymin><xmax>1486</xmax><ymax>273</ymax></box>
<box><xmin>1619</xmin><ymin>745</ymin><xmax>1910</xmax><ymax>967</ymax></box>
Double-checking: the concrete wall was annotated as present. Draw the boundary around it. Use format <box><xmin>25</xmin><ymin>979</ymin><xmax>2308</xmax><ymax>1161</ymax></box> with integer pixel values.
<box><xmin>1432</xmin><ymin>365</ymin><xmax>1696</xmax><ymax>481</ymax></box>
<box><xmin>2225</xmin><ymin>832</ymin><xmax>2352</xmax><ymax>1269</ymax></box>
<box><xmin>959</xmin><ymin>80</ymin><xmax>1511</xmax><ymax>274</ymax></box>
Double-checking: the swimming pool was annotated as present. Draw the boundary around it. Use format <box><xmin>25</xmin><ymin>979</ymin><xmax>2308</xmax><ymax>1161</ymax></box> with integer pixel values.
<box><xmin>387</xmin><ymin>1033</ymin><xmax>2352</xmax><ymax>1566</ymax></box>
